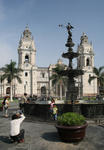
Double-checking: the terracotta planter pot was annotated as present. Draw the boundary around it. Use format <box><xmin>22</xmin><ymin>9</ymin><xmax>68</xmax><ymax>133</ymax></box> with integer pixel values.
<box><xmin>55</xmin><ymin>122</ymin><xmax>88</xmax><ymax>142</ymax></box>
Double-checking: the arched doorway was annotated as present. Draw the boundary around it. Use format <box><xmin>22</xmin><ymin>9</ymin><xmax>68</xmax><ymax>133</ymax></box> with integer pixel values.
<box><xmin>6</xmin><ymin>87</ymin><xmax>10</xmax><ymax>94</ymax></box>
<box><xmin>41</xmin><ymin>86</ymin><xmax>46</xmax><ymax>96</ymax></box>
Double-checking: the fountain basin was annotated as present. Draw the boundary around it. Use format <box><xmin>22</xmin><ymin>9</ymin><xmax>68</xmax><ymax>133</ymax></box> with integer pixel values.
<box><xmin>20</xmin><ymin>103</ymin><xmax>104</xmax><ymax>120</ymax></box>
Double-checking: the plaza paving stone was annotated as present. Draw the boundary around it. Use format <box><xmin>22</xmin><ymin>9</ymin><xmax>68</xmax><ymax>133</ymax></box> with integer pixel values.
<box><xmin>0</xmin><ymin>102</ymin><xmax>104</xmax><ymax>150</ymax></box>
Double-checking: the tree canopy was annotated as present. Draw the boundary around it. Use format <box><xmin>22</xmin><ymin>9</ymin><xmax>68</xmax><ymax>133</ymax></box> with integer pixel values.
<box><xmin>1</xmin><ymin>60</ymin><xmax>23</xmax><ymax>101</ymax></box>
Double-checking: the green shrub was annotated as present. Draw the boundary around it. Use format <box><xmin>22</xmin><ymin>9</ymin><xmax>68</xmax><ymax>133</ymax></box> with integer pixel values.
<box><xmin>82</xmin><ymin>96</ymin><xmax>96</xmax><ymax>100</ymax></box>
<box><xmin>57</xmin><ymin>112</ymin><xmax>86</xmax><ymax>126</ymax></box>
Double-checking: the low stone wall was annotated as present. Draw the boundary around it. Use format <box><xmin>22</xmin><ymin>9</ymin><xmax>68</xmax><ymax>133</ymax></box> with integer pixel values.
<box><xmin>81</xmin><ymin>104</ymin><xmax>104</xmax><ymax>118</ymax></box>
<box><xmin>20</xmin><ymin>103</ymin><xmax>104</xmax><ymax>120</ymax></box>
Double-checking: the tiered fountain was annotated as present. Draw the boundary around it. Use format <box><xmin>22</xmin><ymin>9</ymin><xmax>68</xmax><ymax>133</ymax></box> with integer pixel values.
<box><xmin>59</xmin><ymin>23</ymin><xmax>83</xmax><ymax>104</ymax></box>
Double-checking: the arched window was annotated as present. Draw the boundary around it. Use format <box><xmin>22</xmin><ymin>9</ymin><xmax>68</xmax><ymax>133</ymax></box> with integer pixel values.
<box><xmin>41</xmin><ymin>86</ymin><xmax>46</xmax><ymax>95</ymax></box>
<box><xmin>89</xmin><ymin>74</ymin><xmax>91</xmax><ymax>85</ymax></box>
<box><xmin>25</xmin><ymin>72</ymin><xmax>28</xmax><ymax>77</ymax></box>
<box><xmin>25</xmin><ymin>55</ymin><xmax>29</xmax><ymax>63</ymax></box>
<box><xmin>6</xmin><ymin>87</ymin><xmax>10</xmax><ymax>94</ymax></box>
<box><xmin>42</xmin><ymin>73</ymin><xmax>45</xmax><ymax>78</ymax></box>
<box><xmin>86</xmin><ymin>58</ymin><xmax>90</xmax><ymax>66</ymax></box>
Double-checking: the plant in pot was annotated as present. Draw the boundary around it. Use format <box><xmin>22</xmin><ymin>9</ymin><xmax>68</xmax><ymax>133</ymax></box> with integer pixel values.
<box><xmin>55</xmin><ymin>112</ymin><xmax>88</xmax><ymax>142</ymax></box>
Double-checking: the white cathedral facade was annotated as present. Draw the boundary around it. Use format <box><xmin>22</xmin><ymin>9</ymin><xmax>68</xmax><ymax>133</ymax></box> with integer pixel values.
<box><xmin>0</xmin><ymin>27</ymin><xmax>97</xmax><ymax>98</ymax></box>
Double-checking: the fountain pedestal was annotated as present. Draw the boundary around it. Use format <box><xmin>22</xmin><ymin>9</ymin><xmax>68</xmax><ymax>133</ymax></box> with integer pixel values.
<box><xmin>66</xmin><ymin>87</ymin><xmax>78</xmax><ymax>102</ymax></box>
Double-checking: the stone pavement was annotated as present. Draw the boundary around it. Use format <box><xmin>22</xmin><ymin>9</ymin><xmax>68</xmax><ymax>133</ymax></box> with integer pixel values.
<box><xmin>0</xmin><ymin>102</ymin><xmax>104</xmax><ymax>150</ymax></box>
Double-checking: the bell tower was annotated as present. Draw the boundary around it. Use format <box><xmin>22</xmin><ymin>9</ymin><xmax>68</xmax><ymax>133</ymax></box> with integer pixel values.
<box><xmin>77</xmin><ymin>33</ymin><xmax>97</xmax><ymax>97</ymax></box>
<box><xmin>17</xmin><ymin>26</ymin><xmax>37</xmax><ymax>96</ymax></box>
<box><xmin>77</xmin><ymin>33</ymin><xmax>94</xmax><ymax>71</ymax></box>
<box><xmin>18</xmin><ymin>25</ymin><xmax>36</xmax><ymax>69</ymax></box>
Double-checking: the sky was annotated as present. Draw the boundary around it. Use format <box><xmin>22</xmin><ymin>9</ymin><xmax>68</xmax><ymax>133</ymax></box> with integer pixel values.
<box><xmin>0</xmin><ymin>0</ymin><xmax>104</xmax><ymax>68</ymax></box>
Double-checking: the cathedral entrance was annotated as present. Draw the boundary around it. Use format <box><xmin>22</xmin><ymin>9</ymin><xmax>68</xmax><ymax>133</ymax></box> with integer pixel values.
<box><xmin>41</xmin><ymin>86</ymin><xmax>46</xmax><ymax>96</ymax></box>
<box><xmin>6</xmin><ymin>87</ymin><xmax>10</xmax><ymax>94</ymax></box>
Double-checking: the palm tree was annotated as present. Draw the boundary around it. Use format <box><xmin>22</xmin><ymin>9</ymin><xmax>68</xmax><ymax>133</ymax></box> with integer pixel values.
<box><xmin>1</xmin><ymin>60</ymin><xmax>23</xmax><ymax>101</ymax></box>
<box><xmin>50</xmin><ymin>64</ymin><xmax>67</xmax><ymax>100</ymax></box>
<box><xmin>88</xmin><ymin>66</ymin><xmax>104</xmax><ymax>95</ymax></box>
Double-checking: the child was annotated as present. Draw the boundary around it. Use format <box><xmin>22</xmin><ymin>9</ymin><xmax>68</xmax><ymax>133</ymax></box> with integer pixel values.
<box><xmin>53</xmin><ymin>105</ymin><xmax>58</xmax><ymax>120</ymax></box>
<box><xmin>49</xmin><ymin>98</ymin><xmax>55</xmax><ymax>113</ymax></box>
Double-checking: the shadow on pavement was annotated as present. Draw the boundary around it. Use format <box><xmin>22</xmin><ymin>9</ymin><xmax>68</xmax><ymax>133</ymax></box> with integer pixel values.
<box><xmin>0</xmin><ymin>136</ymin><xmax>11</xmax><ymax>144</ymax></box>
<box><xmin>42</xmin><ymin>132</ymin><xmax>60</xmax><ymax>142</ymax></box>
<box><xmin>42</xmin><ymin>132</ymin><xmax>82</xmax><ymax>145</ymax></box>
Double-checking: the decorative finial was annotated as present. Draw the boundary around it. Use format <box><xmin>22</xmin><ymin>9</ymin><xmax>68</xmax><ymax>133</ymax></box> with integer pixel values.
<box><xmin>82</xmin><ymin>32</ymin><xmax>86</xmax><ymax>36</ymax></box>
<box><xmin>25</xmin><ymin>24</ymin><xmax>29</xmax><ymax>30</ymax></box>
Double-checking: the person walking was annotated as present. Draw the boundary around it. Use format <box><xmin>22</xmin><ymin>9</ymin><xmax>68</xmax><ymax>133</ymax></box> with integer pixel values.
<box><xmin>2</xmin><ymin>96</ymin><xmax>9</xmax><ymax>117</ymax></box>
<box><xmin>10</xmin><ymin>111</ymin><xmax>25</xmax><ymax>143</ymax></box>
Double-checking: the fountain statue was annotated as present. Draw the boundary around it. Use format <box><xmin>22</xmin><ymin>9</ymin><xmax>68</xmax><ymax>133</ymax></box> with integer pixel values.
<box><xmin>59</xmin><ymin>23</ymin><xmax>84</xmax><ymax>104</ymax></box>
